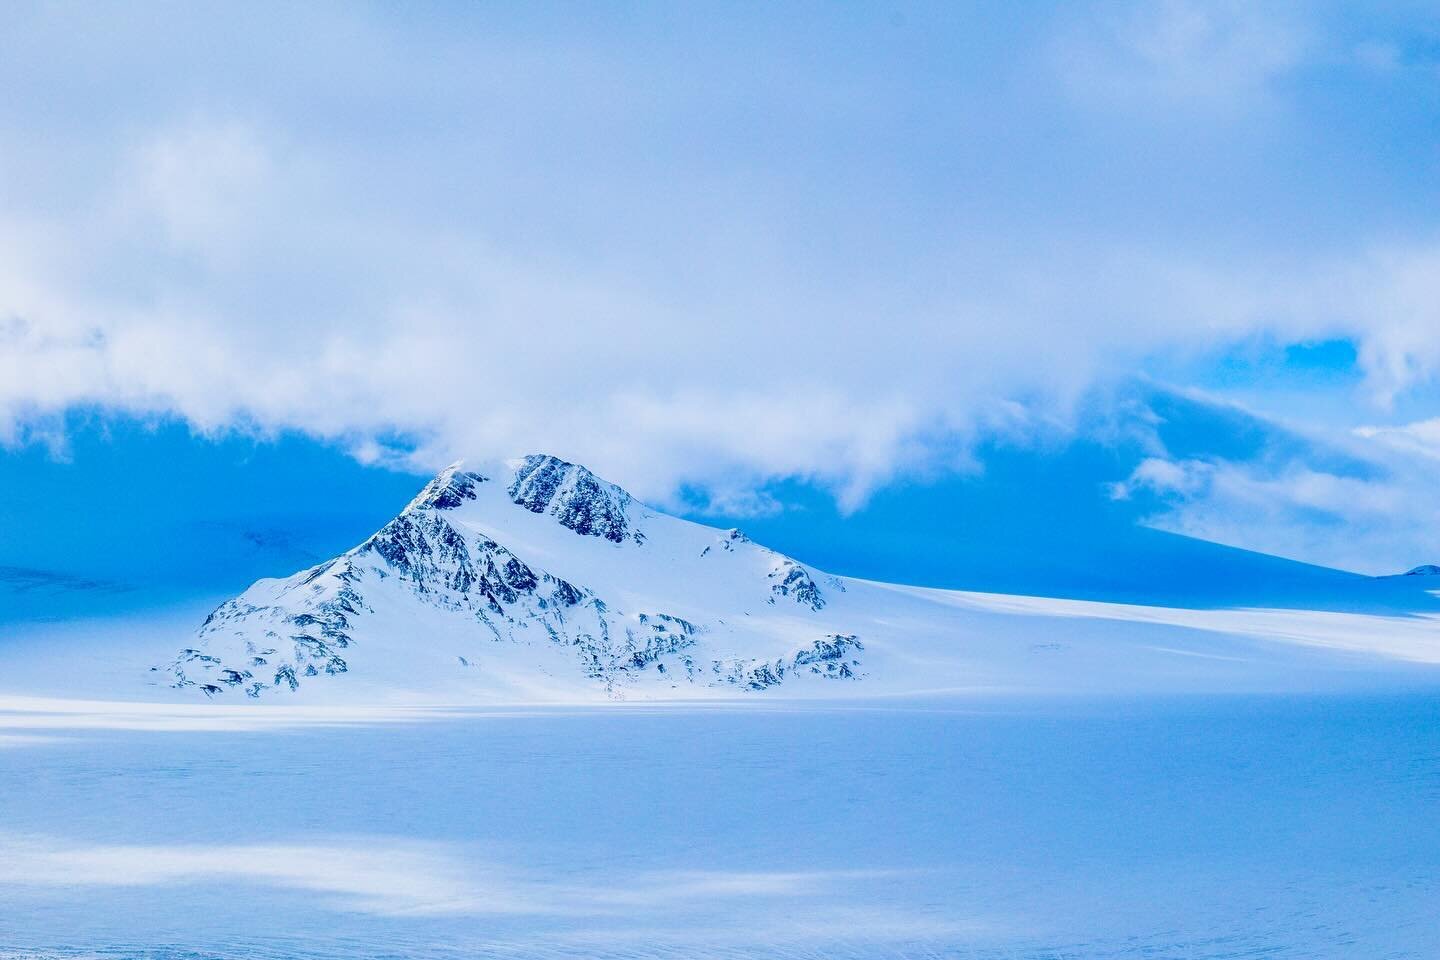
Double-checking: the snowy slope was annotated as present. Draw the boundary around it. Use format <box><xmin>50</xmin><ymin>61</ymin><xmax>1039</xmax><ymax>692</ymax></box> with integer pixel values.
<box><xmin>150</xmin><ymin>454</ymin><xmax>1440</xmax><ymax>703</ymax></box>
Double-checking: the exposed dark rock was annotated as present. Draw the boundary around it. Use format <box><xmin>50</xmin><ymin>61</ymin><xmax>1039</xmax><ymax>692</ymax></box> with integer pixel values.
<box><xmin>508</xmin><ymin>454</ymin><xmax>641</xmax><ymax>544</ymax></box>
<box><xmin>410</xmin><ymin>467</ymin><xmax>489</xmax><ymax>511</ymax></box>
<box><xmin>768</xmin><ymin>561</ymin><xmax>825</xmax><ymax>611</ymax></box>
<box><xmin>715</xmin><ymin>634</ymin><xmax>863</xmax><ymax>689</ymax></box>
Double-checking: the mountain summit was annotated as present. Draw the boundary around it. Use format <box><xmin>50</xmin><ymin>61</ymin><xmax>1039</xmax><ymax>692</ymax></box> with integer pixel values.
<box><xmin>158</xmin><ymin>455</ymin><xmax>859</xmax><ymax>699</ymax></box>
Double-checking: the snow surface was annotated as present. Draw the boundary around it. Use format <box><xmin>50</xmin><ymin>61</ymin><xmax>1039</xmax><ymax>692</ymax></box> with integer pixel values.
<box><xmin>1</xmin><ymin>694</ymin><xmax>1438</xmax><ymax>958</ymax></box>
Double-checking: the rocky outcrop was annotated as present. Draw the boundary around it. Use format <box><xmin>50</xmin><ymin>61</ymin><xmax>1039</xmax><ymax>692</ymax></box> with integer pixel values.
<box><xmin>507</xmin><ymin>454</ymin><xmax>643</xmax><ymax>544</ymax></box>
<box><xmin>768</xmin><ymin>559</ymin><xmax>826</xmax><ymax>611</ymax></box>
<box><xmin>715</xmin><ymin>635</ymin><xmax>864</xmax><ymax>690</ymax></box>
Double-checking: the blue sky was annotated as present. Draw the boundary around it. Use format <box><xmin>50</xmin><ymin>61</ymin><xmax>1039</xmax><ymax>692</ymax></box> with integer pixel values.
<box><xmin>1</xmin><ymin>1</ymin><xmax>1439</xmax><ymax>602</ymax></box>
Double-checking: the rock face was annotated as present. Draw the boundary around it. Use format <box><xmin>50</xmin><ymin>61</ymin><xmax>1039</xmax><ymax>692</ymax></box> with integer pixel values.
<box><xmin>769</xmin><ymin>559</ymin><xmax>829</xmax><ymax>611</ymax></box>
<box><xmin>507</xmin><ymin>454</ymin><xmax>642</xmax><ymax>544</ymax></box>
<box><xmin>1404</xmin><ymin>565</ymin><xmax>1440</xmax><ymax>577</ymax></box>
<box><xmin>157</xmin><ymin>455</ymin><xmax>862</xmax><ymax>699</ymax></box>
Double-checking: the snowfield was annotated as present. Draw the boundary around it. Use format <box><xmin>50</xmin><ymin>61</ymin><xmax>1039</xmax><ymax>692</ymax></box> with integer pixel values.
<box><xmin>1</xmin><ymin>693</ymin><xmax>1438</xmax><ymax>959</ymax></box>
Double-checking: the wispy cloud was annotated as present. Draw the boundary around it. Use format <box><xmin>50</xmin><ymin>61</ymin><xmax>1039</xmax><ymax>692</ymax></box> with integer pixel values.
<box><xmin>1110</xmin><ymin>398</ymin><xmax>1440</xmax><ymax>574</ymax></box>
<box><xmin>1358</xmin><ymin>417</ymin><xmax>1440</xmax><ymax>461</ymax></box>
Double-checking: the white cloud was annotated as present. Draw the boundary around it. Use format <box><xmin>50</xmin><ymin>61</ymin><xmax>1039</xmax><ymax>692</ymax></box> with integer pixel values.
<box><xmin>0</xmin><ymin>2</ymin><xmax>1436</xmax><ymax>520</ymax></box>
<box><xmin>120</xmin><ymin>121</ymin><xmax>273</xmax><ymax>255</ymax></box>
<box><xmin>1349</xmin><ymin>246</ymin><xmax>1440</xmax><ymax>407</ymax></box>
<box><xmin>1118</xmin><ymin>420</ymin><xmax>1440</xmax><ymax>575</ymax></box>
<box><xmin>1110</xmin><ymin>456</ymin><xmax>1211</xmax><ymax>500</ymax></box>
<box><xmin>5</xmin><ymin>156</ymin><xmax>1436</xmax><ymax>509</ymax></box>
<box><xmin>1357</xmin><ymin>417</ymin><xmax>1440</xmax><ymax>461</ymax></box>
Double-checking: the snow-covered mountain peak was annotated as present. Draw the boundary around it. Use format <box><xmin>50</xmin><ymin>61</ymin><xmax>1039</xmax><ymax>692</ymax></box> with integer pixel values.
<box><xmin>404</xmin><ymin>462</ymin><xmax>490</xmax><ymax>512</ymax></box>
<box><xmin>403</xmin><ymin>454</ymin><xmax>643</xmax><ymax>543</ymax></box>
<box><xmin>157</xmin><ymin>455</ymin><xmax>860</xmax><ymax>700</ymax></box>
